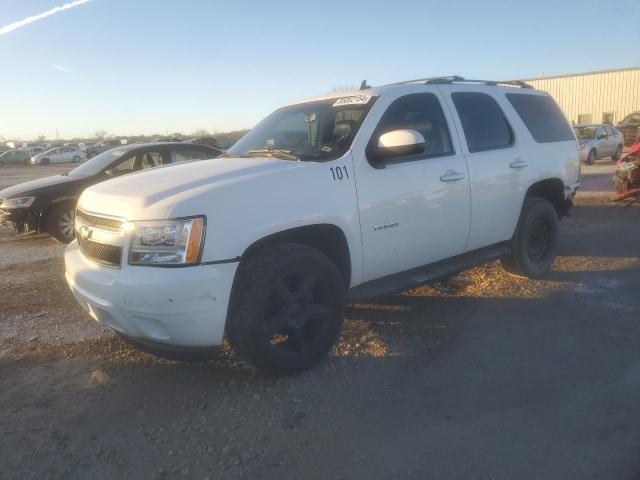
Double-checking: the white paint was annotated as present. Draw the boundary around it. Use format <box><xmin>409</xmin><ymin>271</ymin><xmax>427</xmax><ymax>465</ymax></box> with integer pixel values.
<box><xmin>67</xmin><ymin>81</ymin><xmax>580</xmax><ymax>348</ymax></box>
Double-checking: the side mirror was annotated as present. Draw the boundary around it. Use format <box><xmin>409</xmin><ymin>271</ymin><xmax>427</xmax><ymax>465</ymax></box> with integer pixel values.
<box><xmin>369</xmin><ymin>129</ymin><xmax>426</xmax><ymax>165</ymax></box>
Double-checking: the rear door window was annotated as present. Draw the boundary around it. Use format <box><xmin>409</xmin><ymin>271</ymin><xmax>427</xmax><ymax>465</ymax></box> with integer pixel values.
<box><xmin>451</xmin><ymin>92</ymin><xmax>513</xmax><ymax>152</ymax></box>
<box><xmin>506</xmin><ymin>93</ymin><xmax>575</xmax><ymax>143</ymax></box>
<box><xmin>170</xmin><ymin>148</ymin><xmax>213</xmax><ymax>164</ymax></box>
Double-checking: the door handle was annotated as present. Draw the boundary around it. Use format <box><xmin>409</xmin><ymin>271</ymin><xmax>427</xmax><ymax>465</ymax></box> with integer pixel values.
<box><xmin>439</xmin><ymin>170</ymin><xmax>466</xmax><ymax>182</ymax></box>
<box><xmin>509</xmin><ymin>158</ymin><xmax>528</xmax><ymax>169</ymax></box>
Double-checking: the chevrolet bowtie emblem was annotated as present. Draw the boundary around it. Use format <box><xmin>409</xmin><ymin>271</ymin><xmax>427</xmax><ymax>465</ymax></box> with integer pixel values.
<box><xmin>80</xmin><ymin>225</ymin><xmax>93</xmax><ymax>240</ymax></box>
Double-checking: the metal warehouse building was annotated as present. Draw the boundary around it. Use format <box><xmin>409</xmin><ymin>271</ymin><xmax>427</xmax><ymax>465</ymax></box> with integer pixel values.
<box><xmin>522</xmin><ymin>67</ymin><xmax>640</xmax><ymax>125</ymax></box>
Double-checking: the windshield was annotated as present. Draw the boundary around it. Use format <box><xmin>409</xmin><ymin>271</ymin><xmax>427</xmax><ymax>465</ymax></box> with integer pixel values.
<box><xmin>574</xmin><ymin>127</ymin><xmax>597</xmax><ymax>139</ymax></box>
<box><xmin>68</xmin><ymin>148</ymin><xmax>127</xmax><ymax>177</ymax></box>
<box><xmin>228</xmin><ymin>95</ymin><xmax>376</xmax><ymax>162</ymax></box>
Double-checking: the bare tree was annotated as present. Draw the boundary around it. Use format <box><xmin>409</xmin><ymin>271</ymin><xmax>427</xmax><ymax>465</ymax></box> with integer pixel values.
<box><xmin>94</xmin><ymin>130</ymin><xmax>107</xmax><ymax>140</ymax></box>
<box><xmin>37</xmin><ymin>135</ymin><xmax>46</xmax><ymax>142</ymax></box>
<box><xmin>191</xmin><ymin>129</ymin><xmax>210</xmax><ymax>137</ymax></box>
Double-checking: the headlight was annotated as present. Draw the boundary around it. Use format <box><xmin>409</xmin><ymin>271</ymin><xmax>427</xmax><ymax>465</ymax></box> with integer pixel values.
<box><xmin>579</xmin><ymin>144</ymin><xmax>585</xmax><ymax>149</ymax></box>
<box><xmin>2</xmin><ymin>196</ymin><xmax>36</xmax><ymax>208</ymax></box>
<box><xmin>127</xmin><ymin>217</ymin><xmax>205</xmax><ymax>266</ymax></box>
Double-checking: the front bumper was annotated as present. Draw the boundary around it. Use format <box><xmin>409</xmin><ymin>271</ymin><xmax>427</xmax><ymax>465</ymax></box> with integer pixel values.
<box><xmin>0</xmin><ymin>208</ymin><xmax>26</xmax><ymax>223</ymax></box>
<box><xmin>65</xmin><ymin>241</ymin><xmax>238</xmax><ymax>347</ymax></box>
<box><xmin>0</xmin><ymin>207</ymin><xmax>38</xmax><ymax>232</ymax></box>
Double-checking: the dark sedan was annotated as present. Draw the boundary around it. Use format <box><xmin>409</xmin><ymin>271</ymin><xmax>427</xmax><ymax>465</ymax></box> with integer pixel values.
<box><xmin>0</xmin><ymin>142</ymin><xmax>222</xmax><ymax>243</ymax></box>
<box><xmin>618</xmin><ymin>112</ymin><xmax>640</xmax><ymax>146</ymax></box>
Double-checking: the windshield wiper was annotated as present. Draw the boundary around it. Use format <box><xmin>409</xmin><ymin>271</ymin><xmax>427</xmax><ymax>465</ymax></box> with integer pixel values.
<box><xmin>245</xmin><ymin>148</ymin><xmax>300</xmax><ymax>161</ymax></box>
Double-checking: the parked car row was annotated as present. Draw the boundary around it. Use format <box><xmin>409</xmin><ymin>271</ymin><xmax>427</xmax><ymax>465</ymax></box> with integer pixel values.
<box><xmin>0</xmin><ymin>142</ymin><xmax>222</xmax><ymax>241</ymax></box>
<box><xmin>573</xmin><ymin>124</ymin><xmax>625</xmax><ymax>164</ymax></box>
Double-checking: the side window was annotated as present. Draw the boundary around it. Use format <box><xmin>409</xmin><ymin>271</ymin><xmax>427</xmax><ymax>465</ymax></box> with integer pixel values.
<box><xmin>138</xmin><ymin>151</ymin><xmax>166</xmax><ymax>170</ymax></box>
<box><xmin>371</xmin><ymin>93</ymin><xmax>453</xmax><ymax>160</ymax></box>
<box><xmin>452</xmin><ymin>92</ymin><xmax>513</xmax><ymax>152</ymax></box>
<box><xmin>170</xmin><ymin>149</ymin><xmax>212</xmax><ymax>164</ymax></box>
<box><xmin>604</xmin><ymin>125</ymin><xmax>615</xmax><ymax>136</ymax></box>
<box><xmin>596</xmin><ymin>126</ymin><xmax>606</xmax><ymax>138</ymax></box>
<box><xmin>111</xmin><ymin>155</ymin><xmax>135</xmax><ymax>173</ymax></box>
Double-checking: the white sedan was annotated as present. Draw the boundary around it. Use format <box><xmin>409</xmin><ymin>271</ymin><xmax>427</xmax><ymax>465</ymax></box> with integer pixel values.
<box><xmin>30</xmin><ymin>147</ymin><xmax>85</xmax><ymax>165</ymax></box>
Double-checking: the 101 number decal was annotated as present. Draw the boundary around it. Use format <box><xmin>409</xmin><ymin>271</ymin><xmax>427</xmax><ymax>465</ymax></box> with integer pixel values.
<box><xmin>330</xmin><ymin>166</ymin><xmax>349</xmax><ymax>181</ymax></box>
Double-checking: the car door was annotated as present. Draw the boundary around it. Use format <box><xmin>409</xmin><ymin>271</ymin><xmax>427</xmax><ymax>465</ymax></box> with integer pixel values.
<box><xmin>354</xmin><ymin>90</ymin><xmax>471</xmax><ymax>282</ymax></box>
<box><xmin>49</xmin><ymin>148</ymin><xmax>62</xmax><ymax>163</ymax></box>
<box><xmin>605</xmin><ymin>125</ymin><xmax>618</xmax><ymax>154</ymax></box>
<box><xmin>595</xmin><ymin>126</ymin><xmax>609</xmax><ymax>157</ymax></box>
<box><xmin>442</xmin><ymin>86</ymin><xmax>533</xmax><ymax>251</ymax></box>
<box><xmin>58</xmin><ymin>148</ymin><xmax>69</xmax><ymax>162</ymax></box>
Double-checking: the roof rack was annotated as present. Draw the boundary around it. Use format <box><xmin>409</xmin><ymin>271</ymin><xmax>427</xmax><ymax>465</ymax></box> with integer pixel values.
<box><xmin>388</xmin><ymin>76</ymin><xmax>533</xmax><ymax>89</ymax></box>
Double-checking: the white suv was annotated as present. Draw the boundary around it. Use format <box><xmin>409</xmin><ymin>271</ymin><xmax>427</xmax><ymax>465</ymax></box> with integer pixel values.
<box><xmin>65</xmin><ymin>76</ymin><xmax>580</xmax><ymax>373</ymax></box>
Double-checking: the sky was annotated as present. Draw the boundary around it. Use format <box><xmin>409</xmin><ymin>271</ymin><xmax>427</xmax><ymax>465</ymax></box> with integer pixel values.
<box><xmin>0</xmin><ymin>0</ymin><xmax>639</xmax><ymax>141</ymax></box>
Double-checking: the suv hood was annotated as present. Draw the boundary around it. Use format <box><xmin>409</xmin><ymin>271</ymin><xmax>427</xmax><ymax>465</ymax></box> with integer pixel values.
<box><xmin>0</xmin><ymin>174</ymin><xmax>78</xmax><ymax>199</ymax></box>
<box><xmin>79</xmin><ymin>156</ymin><xmax>305</xmax><ymax>219</ymax></box>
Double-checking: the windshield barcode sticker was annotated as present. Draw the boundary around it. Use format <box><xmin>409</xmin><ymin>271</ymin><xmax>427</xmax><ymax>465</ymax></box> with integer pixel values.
<box><xmin>332</xmin><ymin>95</ymin><xmax>372</xmax><ymax>107</ymax></box>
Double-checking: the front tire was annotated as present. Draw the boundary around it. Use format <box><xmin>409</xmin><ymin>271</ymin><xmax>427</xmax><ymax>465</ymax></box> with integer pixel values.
<box><xmin>501</xmin><ymin>197</ymin><xmax>559</xmax><ymax>279</ymax></box>
<box><xmin>227</xmin><ymin>244</ymin><xmax>345</xmax><ymax>374</ymax></box>
<box><xmin>47</xmin><ymin>203</ymin><xmax>76</xmax><ymax>243</ymax></box>
<box><xmin>40</xmin><ymin>158</ymin><xmax>50</xmax><ymax>165</ymax></box>
<box><xmin>586</xmin><ymin>149</ymin><xmax>596</xmax><ymax>165</ymax></box>
<box><xmin>73</xmin><ymin>155</ymin><xmax>81</xmax><ymax>163</ymax></box>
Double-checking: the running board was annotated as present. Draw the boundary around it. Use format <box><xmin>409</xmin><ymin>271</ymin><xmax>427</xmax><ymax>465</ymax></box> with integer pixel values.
<box><xmin>348</xmin><ymin>243</ymin><xmax>511</xmax><ymax>301</ymax></box>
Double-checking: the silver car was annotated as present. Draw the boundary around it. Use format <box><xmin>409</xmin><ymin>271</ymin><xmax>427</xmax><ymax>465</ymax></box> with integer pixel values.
<box><xmin>30</xmin><ymin>147</ymin><xmax>86</xmax><ymax>165</ymax></box>
<box><xmin>575</xmin><ymin>124</ymin><xmax>624</xmax><ymax>164</ymax></box>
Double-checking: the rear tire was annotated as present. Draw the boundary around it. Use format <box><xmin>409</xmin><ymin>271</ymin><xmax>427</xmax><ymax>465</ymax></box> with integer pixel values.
<box><xmin>47</xmin><ymin>203</ymin><xmax>76</xmax><ymax>243</ymax></box>
<box><xmin>612</xmin><ymin>145</ymin><xmax>622</xmax><ymax>162</ymax></box>
<box><xmin>73</xmin><ymin>155</ymin><xmax>81</xmax><ymax>163</ymax></box>
<box><xmin>227</xmin><ymin>244</ymin><xmax>345</xmax><ymax>374</ymax></box>
<box><xmin>501</xmin><ymin>197</ymin><xmax>559</xmax><ymax>279</ymax></box>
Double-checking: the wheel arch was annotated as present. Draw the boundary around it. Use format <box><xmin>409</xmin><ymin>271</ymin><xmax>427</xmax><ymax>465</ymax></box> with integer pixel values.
<box><xmin>240</xmin><ymin>223</ymin><xmax>352</xmax><ymax>288</ymax></box>
<box><xmin>524</xmin><ymin>178</ymin><xmax>567</xmax><ymax>218</ymax></box>
<box><xmin>38</xmin><ymin>197</ymin><xmax>78</xmax><ymax>232</ymax></box>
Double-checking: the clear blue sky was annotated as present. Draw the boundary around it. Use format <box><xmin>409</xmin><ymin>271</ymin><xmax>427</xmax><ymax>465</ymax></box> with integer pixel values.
<box><xmin>1</xmin><ymin>0</ymin><xmax>639</xmax><ymax>140</ymax></box>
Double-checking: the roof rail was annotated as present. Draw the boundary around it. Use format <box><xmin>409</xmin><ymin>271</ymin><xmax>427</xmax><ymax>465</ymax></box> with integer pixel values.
<box><xmin>388</xmin><ymin>76</ymin><xmax>533</xmax><ymax>89</ymax></box>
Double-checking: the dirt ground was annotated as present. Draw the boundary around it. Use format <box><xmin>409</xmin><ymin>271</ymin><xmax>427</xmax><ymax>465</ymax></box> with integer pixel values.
<box><xmin>1</xmin><ymin>163</ymin><xmax>639</xmax><ymax>480</ymax></box>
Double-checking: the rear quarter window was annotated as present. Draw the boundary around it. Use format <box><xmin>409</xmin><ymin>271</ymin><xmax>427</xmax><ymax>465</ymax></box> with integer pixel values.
<box><xmin>506</xmin><ymin>93</ymin><xmax>575</xmax><ymax>143</ymax></box>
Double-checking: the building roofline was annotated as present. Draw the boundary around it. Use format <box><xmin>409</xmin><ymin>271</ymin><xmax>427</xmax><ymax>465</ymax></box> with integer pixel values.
<box><xmin>519</xmin><ymin>66</ymin><xmax>640</xmax><ymax>82</ymax></box>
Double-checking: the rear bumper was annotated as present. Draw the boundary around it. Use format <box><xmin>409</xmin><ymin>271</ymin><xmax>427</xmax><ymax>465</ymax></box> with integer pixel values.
<box><xmin>65</xmin><ymin>241</ymin><xmax>238</xmax><ymax>347</ymax></box>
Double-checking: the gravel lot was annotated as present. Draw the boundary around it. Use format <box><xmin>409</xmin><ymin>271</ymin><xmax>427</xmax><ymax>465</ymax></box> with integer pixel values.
<box><xmin>1</xmin><ymin>163</ymin><xmax>639</xmax><ymax>480</ymax></box>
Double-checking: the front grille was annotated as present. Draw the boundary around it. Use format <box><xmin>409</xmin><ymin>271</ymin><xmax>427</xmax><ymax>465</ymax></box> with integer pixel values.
<box><xmin>76</xmin><ymin>209</ymin><xmax>124</xmax><ymax>230</ymax></box>
<box><xmin>78</xmin><ymin>236</ymin><xmax>122</xmax><ymax>268</ymax></box>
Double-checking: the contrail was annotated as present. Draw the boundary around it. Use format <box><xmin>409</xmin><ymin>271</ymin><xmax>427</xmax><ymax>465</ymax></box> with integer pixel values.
<box><xmin>50</xmin><ymin>64</ymin><xmax>71</xmax><ymax>73</ymax></box>
<box><xmin>0</xmin><ymin>0</ymin><xmax>92</xmax><ymax>36</ymax></box>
